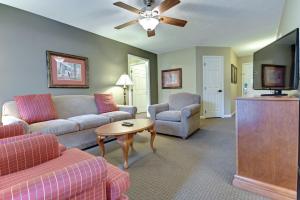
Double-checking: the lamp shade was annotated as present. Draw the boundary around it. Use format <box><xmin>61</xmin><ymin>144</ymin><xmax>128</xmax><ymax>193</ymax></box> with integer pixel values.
<box><xmin>139</xmin><ymin>17</ymin><xmax>159</xmax><ymax>31</ymax></box>
<box><xmin>116</xmin><ymin>74</ymin><xmax>133</xmax><ymax>86</ymax></box>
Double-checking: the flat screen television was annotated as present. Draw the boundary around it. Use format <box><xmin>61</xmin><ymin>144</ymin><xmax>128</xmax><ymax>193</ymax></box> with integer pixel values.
<box><xmin>253</xmin><ymin>28</ymin><xmax>299</xmax><ymax>96</ymax></box>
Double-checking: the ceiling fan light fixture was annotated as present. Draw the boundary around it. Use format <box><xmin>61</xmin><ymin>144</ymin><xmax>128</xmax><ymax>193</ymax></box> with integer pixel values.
<box><xmin>138</xmin><ymin>17</ymin><xmax>159</xmax><ymax>31</ymax></box>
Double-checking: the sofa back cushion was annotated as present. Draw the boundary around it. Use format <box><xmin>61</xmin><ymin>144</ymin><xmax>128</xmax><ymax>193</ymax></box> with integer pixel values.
<box><xmin>14</xmin><ymin>94</ymin><xmax>57</xmax><ymax>124</ymax></box>
<box><xmin>0</xmin><ymin>134</ymin><xmax>60</xmax><ymax>176</ymax></box>
<box><xmin>53</xmin><ymin>95</ymin><xmax>98</xmax><ymax>119</ymax></box>
<box><xmin>169</xmin><ymin>93</ymin><xmax>201</xmax><ymax>110</ymax></box>
<box><xmin>0</xmin><ymin>123</ymin><xmax>26</xmax><ymax>139</ymax></box>
<box><xmin>94</xmin><ymin>93</ymin><xmax>119</xmax><ymax>113</ymax></box>
<box><xmin>2</xmin><ymin>95</ymin><xmax>99</xmax><ymax>120</ymax></box>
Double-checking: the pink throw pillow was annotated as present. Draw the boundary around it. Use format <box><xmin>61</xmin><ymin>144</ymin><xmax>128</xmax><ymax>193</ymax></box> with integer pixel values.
<box><xmin>94</xmin><ymin>93</ymin><xmax>119</xmax><ymax>113</ymax></box>
<box><xmin>14</xmin><ymin>94</ymin><xmax>57</xmax><ymax>124</ymax></box>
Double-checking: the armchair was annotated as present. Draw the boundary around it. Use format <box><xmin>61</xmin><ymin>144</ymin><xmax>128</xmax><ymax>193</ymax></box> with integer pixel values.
<box><xmin>148</xmin><ymin>92</ymin><xmax>201</xmax><ymax>139</ymax></box>
<box><xmin>0</xmin><ymin>128</ymin><xmax>130</xmax><ymax>200</ymax></box>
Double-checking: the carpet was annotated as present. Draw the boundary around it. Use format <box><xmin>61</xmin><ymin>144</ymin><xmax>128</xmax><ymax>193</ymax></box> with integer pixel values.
<box><xmin>86</xmin><ymin>117</ymin><xmax>269</xmax><ymax>200</ymax></box>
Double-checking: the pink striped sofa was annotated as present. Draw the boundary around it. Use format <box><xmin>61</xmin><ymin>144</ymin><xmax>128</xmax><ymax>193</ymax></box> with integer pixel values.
<box><xmin>0</xmin><ymin>124</ymin><xmax>130</xmax><ymax>200</ymax></box>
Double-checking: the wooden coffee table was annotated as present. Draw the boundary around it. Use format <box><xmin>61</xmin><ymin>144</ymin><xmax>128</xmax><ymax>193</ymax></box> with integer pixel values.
<box><xmin>95</xmin><ymin>119</ymin><xmax>156</xmax><ymax>169</ymax></box>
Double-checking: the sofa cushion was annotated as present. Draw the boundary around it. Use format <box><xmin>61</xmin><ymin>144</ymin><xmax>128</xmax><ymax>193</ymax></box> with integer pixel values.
<box><xmin>29</xmin><ymin>119</ymin><xmax>79</xmax><ymax>136</ymax></box>
<box><xmin>100</xmin><ymin>111</ymin><xmax>132</xmax><ymax>122</ymax></box>
<box><xmin>106</xmin><ymin>163</ymin><xmax>130</xmax><ymax>200</ymax></box>
<box><xmin>68</xmin><ymin>114</ymin><xmax>110</xmax><ymax>130</ymax></box>
<box><xmin>94</xmin><ymin>93</ymin><xmax>119</xmax><ymax>114</ymax></box>
<box><xmin>156</xmin><ymin>111</ymin><xmax>181</xmax><ymax>122</ymax></box>
<box><xmin>14</xmin><ymin>94</ymin><xmax>57</xmax><ymax>124</ymax></box>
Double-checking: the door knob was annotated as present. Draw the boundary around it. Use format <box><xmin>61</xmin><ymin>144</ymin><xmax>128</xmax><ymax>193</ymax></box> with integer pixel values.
<box><xmin>218</xmin><ymin>90</ymin><xmax>223</xmax><ymax>92</ymax></box>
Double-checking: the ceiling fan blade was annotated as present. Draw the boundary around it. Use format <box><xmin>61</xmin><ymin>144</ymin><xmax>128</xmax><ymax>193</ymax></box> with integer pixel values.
<box><xmin>147</xmin><ymin>30</ymin><xmax>155</xmax><ymax>37</ymax></box>
<box><xmin>113</xmin><ymin>1</ymin><xmax>141</xmax><ymax>14</ymax></box>
<box><xmin>154</xmin><ymin>0</ymin><xmax>181</xmax><ymax>14</ymax></box>
<box><xmin>160</xmin><ymin>16</ymin><xmax>187</xmax><ymax>27</ymax></box>
<box><xmin>115</xmin><ymin>19</ymin><xmax>138</xmax><ymax>29</ymax></box>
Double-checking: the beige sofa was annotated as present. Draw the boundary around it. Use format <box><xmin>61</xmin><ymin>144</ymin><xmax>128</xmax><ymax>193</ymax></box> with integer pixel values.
<box><xmin>2</xmin><ymin>95</ymin><xmax>137</xmax><ymax>149</ymax></box>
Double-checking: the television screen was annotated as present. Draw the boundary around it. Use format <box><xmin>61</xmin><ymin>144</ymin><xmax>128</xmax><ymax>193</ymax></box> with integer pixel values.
<box><xmin>253</xmin><ymin>28</ymin><xmax>299</xmax><ymax>91</ymax></box>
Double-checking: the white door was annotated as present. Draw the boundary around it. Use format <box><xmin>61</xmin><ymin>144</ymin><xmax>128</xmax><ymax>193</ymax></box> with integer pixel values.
<box><xmin>130</xmin><ymin>63</ymin><xmax>150</xmax><ymax>113</ymax></box>
<box><xmin>242</xmin><ymin>63</ymin><xmax>271</xmax><ymax>96</ymax></box>
<box><xmin>203</xmin><ymin>56</ymin><xmax>224</xmax><ymax>118</ymax></box>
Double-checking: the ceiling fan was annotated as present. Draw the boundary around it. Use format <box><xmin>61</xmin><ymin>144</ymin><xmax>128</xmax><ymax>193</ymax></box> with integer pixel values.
<box><xmin>113</xmin><ymin>0</ymin><xmax>187</xmax><ymax>37</ymax></box>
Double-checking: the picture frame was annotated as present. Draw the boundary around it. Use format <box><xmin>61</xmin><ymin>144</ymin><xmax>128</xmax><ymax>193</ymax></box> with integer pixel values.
<box><xmin>161</xmin><ymin>68</ymin><xmax>182</xmax><ymax>89</ymax></box>
<box><xmin>262</xmin><ymin>64</ymin><xmax>285</xmax><ymax>88</ymax></box>
<box><xmin>47</xmin><ymin>51</ymin><xmax>89</xmax><ymax>88</ymax></box>
<box><xmin>231</xmin><ymin>64</ymin><xmax>237</xmax><ymax>84</ymax></box>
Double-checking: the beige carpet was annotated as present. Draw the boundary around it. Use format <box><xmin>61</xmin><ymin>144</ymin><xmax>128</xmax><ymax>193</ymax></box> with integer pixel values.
<box><xmin>86</xmin><ymin>117</ymin><xmax>269</xmax><ymax>200</ymax></box>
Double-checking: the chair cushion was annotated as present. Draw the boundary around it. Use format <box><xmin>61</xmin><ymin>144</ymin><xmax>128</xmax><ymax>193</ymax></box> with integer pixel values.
<box><xmin>29</xmin><ymin>119</ymin><xmax>79</xmax><ymax>136</ymax></box>
<box><xmin>106</xmin><ymin>163</ymin><xmax>130</xmax><ymax>200</ymax></box>
<box><xmin>14</xmin><ymin>94</ymin><xmax>57</xmax><ymax>124</ymax></box>
<box><xmin>68</xmin><ymin>114</ymin><xmax>110</xmax><ymax>130</ymax></box>
<box><xmin>100</xmin><ymin>111</ymin><xmax>132</xmax><ymax>122</ymax></box>
<box><xmin>156</xmin><ymin>111</ymin><xmax>181</xmax><ymax>122</ymax></box>
<box><xmin>94</xmin><ymin>93</ymin><xmax>119</xmax><ymax>114</ymax></box>
<box><xmin>0</xmin><ymin>148</ymin><xmax>95</xmax><ymax>190</ymax></box>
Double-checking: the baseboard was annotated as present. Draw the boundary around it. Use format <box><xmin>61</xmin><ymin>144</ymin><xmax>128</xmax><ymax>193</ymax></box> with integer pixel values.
<box><xmin>200</xmin><ymin>116</ymin><xmax>206</xmax><ymax>119</ymax></box>
<box><xmin>232</xmin><ymin>175</ymin><xmax>296</xmax><ymax>200</ymax></box>
<box><xmin>223</xmin><ymin>112</ymin><xmax>235</xmax><ymax>118</ymax></box>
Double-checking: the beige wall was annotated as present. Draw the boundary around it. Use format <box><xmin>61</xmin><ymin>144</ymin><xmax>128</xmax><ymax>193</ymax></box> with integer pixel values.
<box><xmin>158</xmin><ymin>46</ymin><xmax>239</xmax><ymax>116</ymax></box>
<box><xmin>157</xmin><ymin>47</ymin><xmax>197</xmax><ymax>103</ymax></box>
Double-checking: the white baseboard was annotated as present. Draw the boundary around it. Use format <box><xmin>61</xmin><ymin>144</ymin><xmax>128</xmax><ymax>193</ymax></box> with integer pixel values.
<box><xmin>200</xmin><ymin>116</ymin><xmax>206</xmax><ymax>119</ymax></box>
<box><xmin>223</xmin><ymin>112</ymin><xmax>236</xmax><ymax>118</ymax></box>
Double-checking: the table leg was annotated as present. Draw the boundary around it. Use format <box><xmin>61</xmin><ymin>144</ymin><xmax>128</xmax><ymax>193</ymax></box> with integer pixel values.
<box><xmin>97</xmin><ymin>136</ymin><xmax>105</xmax><ymax>157</ymax></box>
<box><xmin>148</xmin><ymin>125</ymin><xmax>156</xmax><ymax>152</ymax></box>
<box><xmin>117</xmin><ymin>134</ymin><xmax>134</xmax><ymax>169</ymax></box>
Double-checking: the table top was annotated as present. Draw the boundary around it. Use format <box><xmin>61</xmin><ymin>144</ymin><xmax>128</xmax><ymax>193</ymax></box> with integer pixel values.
<box><xmin>95</xmin><ymin>118</ymin><xmax>154</xmax><ymax>136</ymax></box>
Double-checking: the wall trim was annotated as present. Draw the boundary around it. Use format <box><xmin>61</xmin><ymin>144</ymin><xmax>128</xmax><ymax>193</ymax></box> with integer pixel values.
<box><xmin>223</xmin><ymin>112</ymin><xmax>235</xmax><ymax>118</ymax></box>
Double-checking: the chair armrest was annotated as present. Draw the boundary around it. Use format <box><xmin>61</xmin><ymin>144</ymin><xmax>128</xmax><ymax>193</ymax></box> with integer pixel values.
<box><xmin>118</xmin><ymin>105</ymin><xmax>137</xmax><ymax>118</ymax></box>
<box><xmin>148</xmin><ymin>103</ymin><xmax>169</xmax><ymax>120</ymax></box>
<box><xmin>0</xmin><ymin>123</ymin><xmax>26</xmax><ymax>139</ymax></box>
<box><xmin>2</xmin><ymin>116</ymin><xmax>29</xmax><ymax>133</ymax></box>
<box><xmin>0</xmin><ymin>157</ymin><xmax>108</xmax><ymax>199</ymax></box>
<box><xmin>0</xmin><ymin>134</ymin><xmax>60</xmax><ymax>176</ymax></box>
<box><xmin>0</xmin><ymin>132</ymin><xmax>42</xmax><ymax>144</ymax></box>
<box><xmin>181</xmin><ymin>104</ymin><xmax>200</xmax><ymax>118</ymax></box>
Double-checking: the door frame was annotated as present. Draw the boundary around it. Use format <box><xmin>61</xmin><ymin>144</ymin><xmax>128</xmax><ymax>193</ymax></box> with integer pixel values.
<box><xmin>202</xmin><ymin>56</ymin><xmax>225</xmax><ymax>118</ymax></box>
<box><xmin>127</xmin><ymin>54</ymin><xmax>151</xmax><ymax>112</ymax></box>
<box><xmin>242</xmin><ymin>62</ymin><xmax>252</xmax><ymax>96</ymax></box>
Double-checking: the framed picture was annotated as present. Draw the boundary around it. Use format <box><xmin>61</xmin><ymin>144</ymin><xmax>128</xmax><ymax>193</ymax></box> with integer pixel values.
<box><xmin>162</xmin><ymin>68</ymin><xmax>182</xmax><ymax>89</ymax></box>
<box><xmin>47</xmin><ymin>51</ymin><xmax>89</xmax><ymax>88</ymax></box>
<box><xmin>262</xmin><ymin>64</ymin><xmax>285</xmax><ymax>87</ymax></box>
<box><xmin>231</xmin><ymin>64</ymin><xmax>237</xmax><ymax>84</ymax></box>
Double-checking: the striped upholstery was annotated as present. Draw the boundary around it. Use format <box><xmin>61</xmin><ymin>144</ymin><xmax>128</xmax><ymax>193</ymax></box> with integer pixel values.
<box><xmin>14</xmin><ymin>94</ymin><xmax>57</xmax><ymax>124</ymax></box>
<box><xmin>0</xmin><ymin>124</ymin><xmax>25</xmax><ymax>139</ymax></box>
<box><xmin>0</xmin><ymin>134</ymin><xmax>60</xmax><ymax>176</ymax></box>
<box><xmin>0</xmin><ymin>157</ymin><xmax>107</xmax><ymax>200</ymax></box>
<box><xmin>106</xmin><ymin>163</ymin><xmax>130</xmax><ymax>200</ymax></box>
<box><xmin>94</xmin><ymin>93</ymin><xmax>119</xmax><ymax>114</ymax></box>
<box><xmin>0</xmin><ymin>132</ymin><xmax>42</xmax><ymax>144</ymax></box>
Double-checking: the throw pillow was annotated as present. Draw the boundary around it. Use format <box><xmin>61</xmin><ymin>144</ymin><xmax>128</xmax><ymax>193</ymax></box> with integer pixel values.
<box><xmin>94</xmin><ymin>93</ymin><xmax>119</xmax><ymax>113</ymax></box>
<box><xmin>14</xmin><ymin>94</ymin><xmax>57</xmax><ymax>124</ymax></box>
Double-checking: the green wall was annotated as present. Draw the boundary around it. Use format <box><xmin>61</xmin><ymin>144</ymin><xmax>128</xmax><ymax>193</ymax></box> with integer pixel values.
<box><xmin>0</xmin><ymin>4</ymin><xmax>158</xmax><ymax>116</ymax></box>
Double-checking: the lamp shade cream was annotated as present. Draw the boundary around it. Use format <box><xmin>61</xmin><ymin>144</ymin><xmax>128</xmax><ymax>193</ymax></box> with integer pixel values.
<box><xmin>116</xmin><ymin>74</ymin><xmax>133</xmax><ymax>86</ymax></box>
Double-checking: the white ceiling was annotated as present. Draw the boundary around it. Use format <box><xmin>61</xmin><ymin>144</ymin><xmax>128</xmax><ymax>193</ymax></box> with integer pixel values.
<box><xmin>0</xmin><ymin>0</ymin><xmax>285</xmax><ymax>56</ymax></box>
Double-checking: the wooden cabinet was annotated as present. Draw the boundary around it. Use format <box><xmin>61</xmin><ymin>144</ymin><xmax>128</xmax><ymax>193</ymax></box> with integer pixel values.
<box><xmin>233</xmin><ymin>97</ymin><xmax>298</xmax><ymax>200</ymax></box>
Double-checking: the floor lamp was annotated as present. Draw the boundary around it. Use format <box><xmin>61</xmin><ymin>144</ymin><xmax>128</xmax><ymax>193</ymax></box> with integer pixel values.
<box><xmin>116</xmin><ymin>74</ymin><xmax>133</xmax><ymax>105</ymax></box>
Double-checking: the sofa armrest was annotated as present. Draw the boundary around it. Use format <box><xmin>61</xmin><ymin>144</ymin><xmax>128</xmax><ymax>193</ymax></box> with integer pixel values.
<box><xmin>0</xmin><ymin>134</ymin><xmax>60</xmax><ymax>176</ymax></box>
<box><xmin>148</xmin><ymin>103</ymin><xmax>169</xmax><ymax>120</ymax></box>
<box><xmin>0</xmin><ymin>157</ymin><xmax>108</xmax><ymax>199</ymax></box>
<box><xmin>0</xmin><ymin>123</ymin><xmax>26</xmax><ymax>139</ymax></box>
<box><xmin>2</xmin><ymin>116</ymin><xmax>29</xmax><ymax>133</ymax></box>
<box><xmin>181</xmin><ymin>104</ymin><xmax>200</xmax><ymax>118</ymax></box>
<box><xmin>118</xmin><ymin>105</ymin><xmax>137</xmax><ymax>118</ymax></box>
<box><xmin>0</xmin><ymin>132</ymin><xmax>42</xmax><ymax>144</ymax></box>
